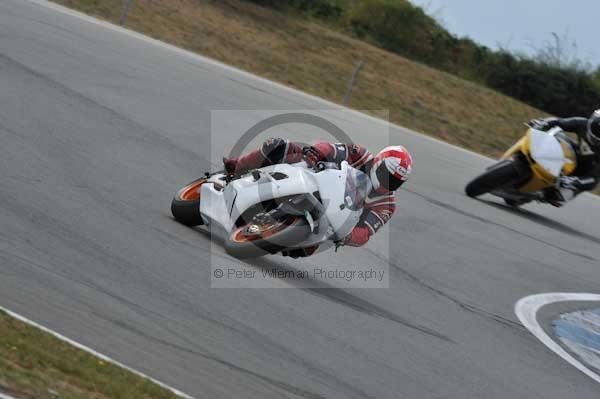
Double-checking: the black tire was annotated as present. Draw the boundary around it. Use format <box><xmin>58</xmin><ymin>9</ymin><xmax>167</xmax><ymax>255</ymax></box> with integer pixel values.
<box><xmin>224</xmin><ymin>217</ymin><xmax>311</xmax><ymax>259</ymax></box>
<box><xmin>171</xmin><ymin>178</ymin><xmax>206</xmax><ymax>226</ymax></box>
<box><xmin>465</xmin><ymin>160</ymin><xmax>522</xmax><ymax>198</ymax></box>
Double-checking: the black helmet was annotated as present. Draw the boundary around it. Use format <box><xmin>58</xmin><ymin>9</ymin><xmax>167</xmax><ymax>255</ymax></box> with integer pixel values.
<box><xmin>587</xmin><ymin>109</ymin><xmax>600</xmax><ymax>148</ymax></box>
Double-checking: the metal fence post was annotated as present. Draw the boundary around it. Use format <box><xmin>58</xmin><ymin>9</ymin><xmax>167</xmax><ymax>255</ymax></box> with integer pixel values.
<box><xmin>119</xmin><ymin>0</ymin><xmax>135</xmax><ymax>26</ymax></box>
<box><xmin>343</xmin><ymin>60</ymin><xmax>365</xmax><ymax>106</ymax></box>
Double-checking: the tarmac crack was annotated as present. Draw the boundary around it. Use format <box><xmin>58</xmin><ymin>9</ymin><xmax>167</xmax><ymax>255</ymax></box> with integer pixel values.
<box><xmin>365</xmin><ymin>248</ymin><xmax>524</xmax><ymax>332</ymax></box>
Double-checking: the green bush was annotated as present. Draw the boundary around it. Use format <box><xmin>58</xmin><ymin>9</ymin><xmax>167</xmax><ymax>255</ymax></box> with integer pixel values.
<box><xmin>487</xmin><ymin>54</ymin><xmax>600</xmax><ymax>116</ymax></box>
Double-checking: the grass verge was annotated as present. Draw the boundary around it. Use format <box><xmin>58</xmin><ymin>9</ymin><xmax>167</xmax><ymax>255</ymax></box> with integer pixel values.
<box><xmin>0</xmin><ymin>309</ymin><xmax>182</xmax><ymax>399</ymax></box>
<box><xmin>50</xmin><ymin>0</ymin><xmax>548</xmax><ymax>157</ymax></box>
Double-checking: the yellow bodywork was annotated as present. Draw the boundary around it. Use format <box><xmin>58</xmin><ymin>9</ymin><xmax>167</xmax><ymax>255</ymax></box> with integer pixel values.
<box><xmin>502</xmin><ymin>129</ymin><xmax>578</xmax><ymax>193</ymax></box>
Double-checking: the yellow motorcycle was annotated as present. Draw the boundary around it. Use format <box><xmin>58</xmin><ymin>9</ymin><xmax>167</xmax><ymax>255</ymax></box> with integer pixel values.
<box><xmin>465</xmin><ymin>126</ymin><xmax>578</xmax><ymax>206</ymax></box>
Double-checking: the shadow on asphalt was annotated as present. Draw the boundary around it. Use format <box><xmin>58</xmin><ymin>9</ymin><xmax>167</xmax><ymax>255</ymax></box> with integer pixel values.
<box><xmin>244</xmin><ymin>255</ymin><xmax>452</xmax><ymax>342</ymax></box>
<box><xmin>478</xmin><ymin>198</ymin><xmax>600</xmax><ymax>245</ymax></box>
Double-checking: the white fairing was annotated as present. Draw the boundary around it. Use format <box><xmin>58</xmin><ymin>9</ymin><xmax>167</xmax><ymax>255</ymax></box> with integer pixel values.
<box><xmin>529</xmin><ymin>127</ymin><xmax>567</xmax><ymax>177</ymax></box>
<box><xmin>199</xmin><ymin>161</ymin><xmax>367</xmax><ymax>248</ymax></box>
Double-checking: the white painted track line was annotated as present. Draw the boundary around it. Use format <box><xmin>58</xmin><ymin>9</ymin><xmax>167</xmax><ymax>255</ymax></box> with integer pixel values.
<box><xmin>0</xmin><ymin>306</ymin><xmax>195</xmax><ymax>399</ymax></box>
<box><xmin>515</xmin><ymin>292</ymin><xmax>600</xmax><ymax>385</ymax></box>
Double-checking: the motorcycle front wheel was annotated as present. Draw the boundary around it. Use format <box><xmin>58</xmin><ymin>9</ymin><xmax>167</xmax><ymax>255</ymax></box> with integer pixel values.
<box><xmin>224</xmin><ymin>216</ymin><xmax>311</xmax><ymax>259</ymax></box>
<box><xmin>465</xmin><ymin>159</ymin><xmax>530</xmax><ymax>198</ymax></box>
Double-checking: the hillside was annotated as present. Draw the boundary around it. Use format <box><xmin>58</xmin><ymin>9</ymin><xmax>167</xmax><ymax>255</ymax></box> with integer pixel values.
<box><xmin>52</xmin><ymin>0</ymin><xmax>548</xmax><ymax>157</ymax></box>
<box><xmin>249</xmin><ymin>0</ymin><xmax>600</xmax><ymax>118</ymax></box>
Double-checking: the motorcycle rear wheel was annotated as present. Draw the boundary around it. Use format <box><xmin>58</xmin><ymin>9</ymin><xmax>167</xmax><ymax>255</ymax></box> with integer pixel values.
<box><xmin>171</xmin><ymin>178</ymin><xmax>206</xmax><ymax>226</ymax></box>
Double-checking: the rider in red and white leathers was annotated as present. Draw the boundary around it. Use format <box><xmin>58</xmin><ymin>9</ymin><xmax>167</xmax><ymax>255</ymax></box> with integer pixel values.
<box><xmin>223</xmin><ymin>138</ymin><xmax>413</xmax><ymax>257</ymax></box>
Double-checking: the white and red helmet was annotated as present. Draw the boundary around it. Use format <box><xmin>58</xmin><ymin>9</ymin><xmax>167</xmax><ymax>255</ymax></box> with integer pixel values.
<box><xmin>370</xmin><ymin>145</ymin><xmax>413</xmax><ymax>191</ymax></box>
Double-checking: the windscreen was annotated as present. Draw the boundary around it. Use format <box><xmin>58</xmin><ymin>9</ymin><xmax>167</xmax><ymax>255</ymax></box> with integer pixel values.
<box><xmin>343</xmin><ymin>167</ymin><xmax>372</xmax><ymax>211</ymax></box>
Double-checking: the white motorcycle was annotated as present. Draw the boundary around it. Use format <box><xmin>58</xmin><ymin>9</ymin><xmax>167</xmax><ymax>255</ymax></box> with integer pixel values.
<box><xmin>171</xmin><ymin>160</ymin><xmax>370</xmax><ymax>258</ymax></box>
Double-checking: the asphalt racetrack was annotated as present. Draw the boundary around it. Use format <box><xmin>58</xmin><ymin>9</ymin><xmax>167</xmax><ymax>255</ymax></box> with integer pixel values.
<box><xmin>2</xmin><ymin>1</ymin><xmax>600</xmax><ymax>398</ymax></box>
